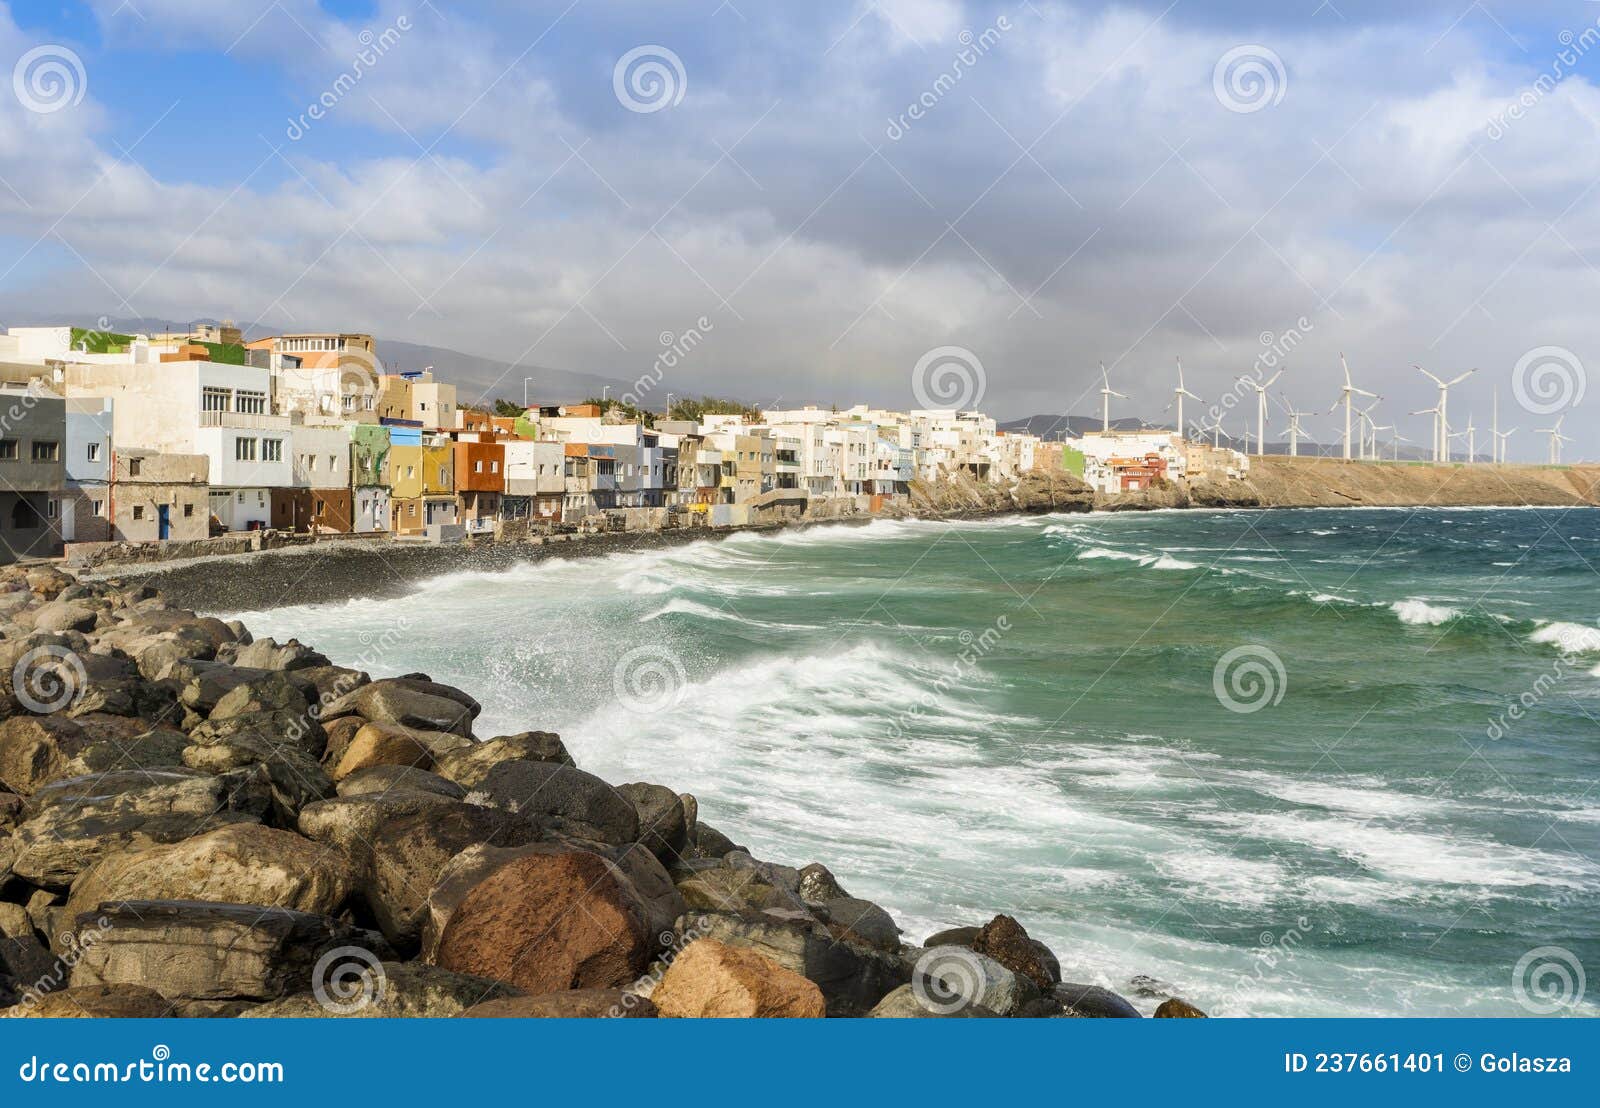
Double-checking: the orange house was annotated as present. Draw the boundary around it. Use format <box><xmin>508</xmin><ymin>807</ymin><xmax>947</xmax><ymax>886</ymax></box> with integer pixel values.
<box><xmin>454</xmin><ymin>439</ymin><xmax>505</xmax><ymax>534</ymax></box>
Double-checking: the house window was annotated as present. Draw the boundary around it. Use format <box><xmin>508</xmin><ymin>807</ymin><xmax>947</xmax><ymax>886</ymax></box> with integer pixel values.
<box><xmin>46</xmin><ymin>499</ymin><xmax>57</xmax><ymax>518</ymax></box>
<box><xmin>132</xmin><ymin>506</ymin><xmax>144</xmax><ymax>520</ymax></box>
<box><xmin>31</xmin><ymin>441</ymin><xmax>58</xmax><ymax>462</ymax></box>
<box><xmin>91</xmin><ymin>499</ymin><xmax>103</xmax><ymax>514</ymax></box>
<box><xmin>0</xmin><ymin>440</ymin><xmax>15</xmax><ymax>460</ymax></box>
<box><xmin>183</xmin><ymin>504</ymin><xmax>194</xmax><ymax>517</ymax></box>
<box><xmin>202</xmin><ymin>387</ymin><xmax>231</xmax><ymax>412</ymax></box>
<box><xmin>129</xmin><ymin>457</ymin><xmax>142</xmax><ymax>476</ymax></box>
<box><xmin>264</xmin><ymin>439</ymin><xmax>282</xmax><ymax>462</ymax></box>
<box><xmin>474</xmin><ymin>460</ymin><xmax>483</xmax><ymax>473</ymax></box>
<box><xmin>237</xmin><ymin>492</ymin><xmax>245</xmax><ymax>503</ymax></box>
<box><xmin>235</xmin><ymin>438</ymin><xmax>257</xmax><ymax>462</ymax></box>
<box><xmin>236</xmin><ymin>390</ymin><xmax>266</xmax><ymax>414</ymax></box>
<box><xmin>86</xmin><ymin>442</ymin><xmax>101</xmax><ymax>462</ymax></box>
<box><xmin>328</xmin><ymin>454</ymin><xmax>337</xmax><ymax>472</ymax></box>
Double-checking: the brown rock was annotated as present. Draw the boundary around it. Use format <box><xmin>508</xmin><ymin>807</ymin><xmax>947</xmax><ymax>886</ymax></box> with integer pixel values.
<box><xmin>970</xmin><ymin>915</ymin><xmax>1055</xmax><ymax>988</ymax></box>
<box><xmin>461</xmin><ymin>988</ymin><xmax>655</xmax><ymax>1018</ymax></box>
<box><xmin>320</xmin><ymin>716</ymin><xmax>366</xmax><ymax>770</ymax></box>
<box><xmin>1154</xmin><ymin>997</ymin><xmax>1207</xmax><ymax>1018</ymax></box>
<box><xmin>332</xmin><ymin>721</ymin><xmax>466</xmax><ymax>781</ymax></box>
<box><xmin>0</xmin><ymin>983</ymin><xmax>171</xmax><ymax>1018</ymax></box>
<box><xmin>652</xmin><ymin>939</ymin><xmax>825</xmax><ymax>1018</ymax></box>
<box><xmin>429</xmin><ymin>844</ymin><xmax>654</xmax><ymax>994</ymax></box>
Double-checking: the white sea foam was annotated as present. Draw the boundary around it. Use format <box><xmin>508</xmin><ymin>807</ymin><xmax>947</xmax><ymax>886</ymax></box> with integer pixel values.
<box><xmin>1390</xmin><ymin>598</ymin><xmax>1460</xmax><ymax>626</ymax></box>
<box><xmin>1528</xmin><ymin>621</ymin><xmax>1600</xmax><ymax>654</ymax></box>
<box><xmin>1077</xmin><ymin>547</ymin><xmax>1201</xmax><ymax>571</ymax></box>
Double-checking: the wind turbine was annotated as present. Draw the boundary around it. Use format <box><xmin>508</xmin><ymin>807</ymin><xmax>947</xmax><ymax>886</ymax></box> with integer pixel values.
<box><xmin>1414</xmin><ymin>366</ymin><xmax>1474</xmax><ymax>461</ymax></box>
<box><xmin>1370</xmin><ymin>422</ymin><xmax>1394</xmax><ymax>461</ymax></box>
<box><xmin>1281</xmin><ymin>402</ymin><xmax>1316</xmax><ymax>457</ymax></box>
<box><xmin>1536</xmin><ymin>415</ymin><xmax>1574</xmax><ymax>464</ymax></box>
<box><xmin>1240</xmin><ymin>369</ymin><xmax>1284</xmax><ymax>456</ymax></box>
<box><xmin>1388</xmin><ymin>430</ymin><xmax>1411</xmax><ymax>461</ymax></box>
<box><xmin>1099</xmin><ymin>362</ymin><xmax>1128</xmax><ymax>434</ymax></box>
<box><xmin>1411</xmin><ymin>404</ymin><xmax>1442</xmax><ymax>461</ymax></box>
<box><xmin>1170</xmin><ymin>357</ymin><xmax>1203</xmax><ymax>440</ymax></box>
<box><xmin>1491</xmin><ymin>389</ymin><xmax>1500</xmax><ymax>464</ymax></box>
<box><xmin>1493</xmin><ymin>426</ymin><xmax>1516</xmax><ymax>465</ymax></box>
<box><xmin>1356</xmin><ymin>400</ymin><xmax>1382</xmax><ymax>461</ymax></box>
<box><xmin>1334</xmin><ymin>354</ymin><xmax>1379</xmax><ymax>460</ymax></box>
<box><xmin>1450</xmin><ymin>415</ymin><xmax>1479</xmax><ymax>463</ymax></box>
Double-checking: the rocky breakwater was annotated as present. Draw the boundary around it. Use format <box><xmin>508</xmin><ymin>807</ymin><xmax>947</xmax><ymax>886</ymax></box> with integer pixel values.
<box><xmin>0</xmin><ymin>562</ymin><xmax>1201</xmax><ymax>1019</ymax></box>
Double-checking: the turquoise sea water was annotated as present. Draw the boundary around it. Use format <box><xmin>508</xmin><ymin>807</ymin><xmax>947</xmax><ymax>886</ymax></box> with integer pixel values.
<box><xmin>230</xmin><ymin>507</ymin><xmax>1600</xmax><ymax>1017</ymax></box>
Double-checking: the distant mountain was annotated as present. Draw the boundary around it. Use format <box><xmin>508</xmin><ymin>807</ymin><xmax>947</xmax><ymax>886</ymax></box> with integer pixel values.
<box><xmin>1000</xmin><ymin>413</ymin><xmax>1435</xmax><ymax>461</ymax></box>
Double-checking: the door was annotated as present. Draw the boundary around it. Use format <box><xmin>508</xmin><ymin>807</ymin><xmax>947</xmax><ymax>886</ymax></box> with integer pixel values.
<box><xmin>157</xmin><ymin>504</ymin><xmax>171</xmax><ymax>540</ymax></box>
<box><xmin>60</xmin><ymin>500</ymin><xmax>75</xmax><ymax>542</ymax></box>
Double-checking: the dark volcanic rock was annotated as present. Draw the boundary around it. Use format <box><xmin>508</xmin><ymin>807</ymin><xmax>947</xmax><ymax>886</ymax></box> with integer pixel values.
<box><xmin>971</xmin><ymin>914</ymin><xmax>1055</xmax><ymax>988</ymax></box>
<box><xmin>1054</xmin><ymin>981</ymin><xmax>1142</xmax><ymax>1018</ymax></box>
<box><xmin>473</xmin><ymin>760</ymin><xmax>638</xmax><ymax>845</ymax></box>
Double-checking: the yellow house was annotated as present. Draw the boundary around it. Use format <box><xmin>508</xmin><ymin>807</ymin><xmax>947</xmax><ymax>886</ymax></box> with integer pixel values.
<box><xmin>389</xmin><ymin>444</ymin><xmax>424</xmax><ymax>535</ymax></box>
<box><xmin>419</xmin><ymin>440</ymin><xmax>459</xmax><ymax>531</ymax></box>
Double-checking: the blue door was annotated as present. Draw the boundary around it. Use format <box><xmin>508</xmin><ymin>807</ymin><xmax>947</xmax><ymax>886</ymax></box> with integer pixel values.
<box><xmin>157</xmin><ymin>504</ymin><xmax>170</xmax><ymax>540</ymax></box>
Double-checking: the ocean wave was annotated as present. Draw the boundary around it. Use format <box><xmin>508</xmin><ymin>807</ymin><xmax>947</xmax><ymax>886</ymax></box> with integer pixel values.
<box><xmin>1528</xmin><ymin>621</ymin><xmax>1600</xmax><ymax>655</ymax></box>
<box><xmin>1390</xmin><ymin>598</ymin><xmax>1461</xmax><ymax>626</ymax></box>
<box><xmin>1076</xmin><ymin>546</ymin><xmax>1202</xmax><ymax>571</ymax></box>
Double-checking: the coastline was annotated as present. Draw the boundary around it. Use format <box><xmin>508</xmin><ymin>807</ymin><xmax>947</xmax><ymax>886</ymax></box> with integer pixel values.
<box><xmin>89</xmin><ymin>457</ymin><xmax>1600</xmax><ymax>615</ymax></box>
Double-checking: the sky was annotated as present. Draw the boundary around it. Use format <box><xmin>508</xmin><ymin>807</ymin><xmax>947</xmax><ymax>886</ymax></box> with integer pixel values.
<box><xmin>0</xmin><ymin>0</ymin><xmax>1597</xmax><ymax>459</ymax></box>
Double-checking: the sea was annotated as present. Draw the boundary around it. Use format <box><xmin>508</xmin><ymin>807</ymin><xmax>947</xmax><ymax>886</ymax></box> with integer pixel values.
<box><xmin>228</xmin><ymin>506</ymin><xmax>1600</xmax><ymax>1017</ymax></box>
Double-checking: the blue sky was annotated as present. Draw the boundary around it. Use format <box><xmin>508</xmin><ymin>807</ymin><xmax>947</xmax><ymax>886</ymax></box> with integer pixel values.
<box><xmin>2</xmin><ymin>1</ymin><xmax>1598</xmax><ymax>457</ymax></box>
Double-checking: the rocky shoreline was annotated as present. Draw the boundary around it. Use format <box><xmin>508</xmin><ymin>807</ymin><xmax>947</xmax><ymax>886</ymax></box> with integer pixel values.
<box><xmin>0</xmin><ymin>562</ymin><xmax>1206</xmax><ymax>1019</ymax></box>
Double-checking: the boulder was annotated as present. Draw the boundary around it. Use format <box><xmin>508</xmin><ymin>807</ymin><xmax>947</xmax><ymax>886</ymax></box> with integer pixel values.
<box><xmin>70</xmin><ymin>900</ymin><xmax>383</xmax><ymax>1001</ymax></box>
<box><xmin>189</xmin><ymin>709</ymin><xmax>326</xmax><ymax>761</ymax></box>
<box><xmin>461</xmin><ymin>988</ymin><xmax>655</xmax><ymax>1018</ymax></box>
<box><xmin>362</xmin><ymin>803</ymin><xmax>542</xmax><ymax>946</ymax></box>
<box><xmin>687</xmin><ymin>822</ymin><xmax>744</xmax><ymax>858</ymax></box>
<box><xmin>798</xmin><ymin>862</ymin><xmax>850</xmax><ymax>905</ymax></box>
<box><xmin>284</xmin><ymin>665</ymin><xmax>369</xmax><ymax>708</ymax></box>
<box><xmin>925</xmin><ymin>922</ymin><xmax>1061</xmax><ymax>987</ymax></box>
<box><xmin>297</xmin><ymin>793</ymin><xmax>465</xmax><ymax>858</ymax></box>
<box><xmin>228</xmin><ymin>637</ymin><xmax>329</xmax><ymax>672</ymax></box>
<box><xmin>319</xmin><ymin>716</ymin><xmax>366</xmax><ymax>770</ymax></box>
<box><xmin>336</xmin><ymin>765</ymin><xmax>465</xmax><ymax>800</ymax></box>
<box><xmin>64</xmin><ymin>824</ymin><xmax>357</xmax><ymax>921</ymax></box>
<box><xmin>8</xmin><ymin>766</ymin><xmax>272</xmax><ymax>888</ymax></box>
<box><xmin>27</xmin><ymin>600</ymin><xmax>99</xmax><ymax>634</ymax></box>
<box><xmin>867</xmin><ymin>982</ymin><xmax>1000</xmax><ymax>1018</ymax></box>
<box><xmin>971</xmin><ymin>913</ymin><xmax>1055</xmax><ymax>988</ymax></box>
<box><xmin>0</xmin><ymin>715</ymin><xmax>188</xmax><ymax>795</ymax></box>
<box><xmin>0</xmin><ymin>983</ymin><xmax>171</xmax><ymax>1018</ymax></box>
<box><xmin>1054</xmin><ymin>981</ymin><xmax>1143</xmax><ymax>1018</ymax></box>
<box><xmin>177</xmin><ymin>662</ymin><xmax>274</xmax><ymax>714</ymax></box>
<box><xmin>1154</xmin><ymin>997</ymin><xmax>1207</xmax><ymax>1018</ymax></box>
<box><xmin>431</xmin><ymin>731</ymin><xmax>573</xmax><ymax>788</ymax></box>
<box><xmin>686</xmin><ymin>909</ymin><xmax>908</xmax><ymax>1016</ymax></box>
<box><xmin>616</xmin><ymin>782</ymin><xmax>688</xmax><ymax>859</ymax></box>
<box><xmin>332</xmin><ymin>721</ymin><xmax>468</xmax><ymax>781</ymax></box>
<box><xmin>0</xmin><ymin>901</ymin><xmax>32</xmax><ymax>939</ymax></box>
<box><xmin>425</xmin><ymin>843</ymin><xmax>655</xmax><ymax>994</ymax></box>
<box><xmin>181</xmin><ymin>730</ymin><xmax>334</xmax><ymax>824</ymax></box>
<box><xmin>473</xmin><ymin>760</ymin><xmax>638</xmax><ymax>844</ymax></box>
<box><xmin>1</xmin><ymin>791</ymin><xmax>23</xmax><ymax>831</ymax></box>
<box><xmin>820</xmin><ymin>896</ymin><xmax>901</xmax><ymax>952</ymax></box>
<box><xmin>911</xmin><ymin>945</ymin><xmax>1035</xmax><ymax>1016</ymax></box>
<box><xmin>652</xmin><ymin>939</ymin><xmax>825</xmax><ymax>1018</ymax></box>
<box><xmin>677</xmin><ymin>866</ymin><xmax>807</xmax><ymax>915</ymax></box>
<box><xmin>322</xmin><ymin>679</ymin><xmax>475</xmax><ymax>737</ymax></box>
<box><xmin>208</xmin><ymin>672</ymin><xmax>308</xmax><ymax>721</ymax></box>
<box><xmin>240</xmin><ymin>961</ymin><xmax>519</xmax><ymax>1018</ymax></box>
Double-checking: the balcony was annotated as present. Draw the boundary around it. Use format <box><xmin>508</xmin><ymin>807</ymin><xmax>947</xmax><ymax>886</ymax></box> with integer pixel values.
<box><xmin>200</xmin><ymin>411</ymin><xmax>290</xmax><ymax>430</ymax></box>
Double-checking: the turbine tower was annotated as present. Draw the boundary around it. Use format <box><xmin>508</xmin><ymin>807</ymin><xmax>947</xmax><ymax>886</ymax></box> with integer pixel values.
<box><xmin>1240</xmin><ymin>370</ymin><xmax>1284</xmax><ymax>457</ymax></box>
<box><xmin>1493</xmin><ymin>426</ymin><xmax>1516</xmax><ymax>465</ymax></box>
<box><xmin>1356</xmin><ymin>400</ymin><xmax>1381</xmax><ymax>461</ymax></box>
<box><xmin>1411</xmin><ymin>404</ymin><xmax>1442</xmax><ymax>461</ymax></box>
<box><xmin>1099</xmin><ymin>362</ymin><xmax>1127</xmax><ymax>434</ymax></box>
<box><xmin>1414</xmin><ymin>366</ymin><xmax>1474</xmax><ymax>462</ymax></box>
<box><xmin>1449</xmin><ymin>414</ymin><xmax>1479</xmax><ymax>463</ymax></box>
<box><xmin>1282</xmin><ymin>405</ymin><xmax>1315</xmax><ymax>457</ymax></box>
<box><xmin>1536</xmin><ymin>415</ymin><xmax>1573</xmax><ymax>465</ymax></box>
<box><xmin>1334</xmin><ymin>354</ymin><xmax>1379</xmax><ymax>460</ymax></box>
<box><xmin>1170</xmin><ymin>357</ymin><xmax>1202</xmax><ymax>440</ymax></box>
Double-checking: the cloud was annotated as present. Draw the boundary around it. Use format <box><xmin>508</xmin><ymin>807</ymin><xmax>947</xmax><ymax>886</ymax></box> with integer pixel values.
<box><xmin>0</xmin><ymin>0</ymin><xmax>1595</xmax><ymax>456</ymax></box>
